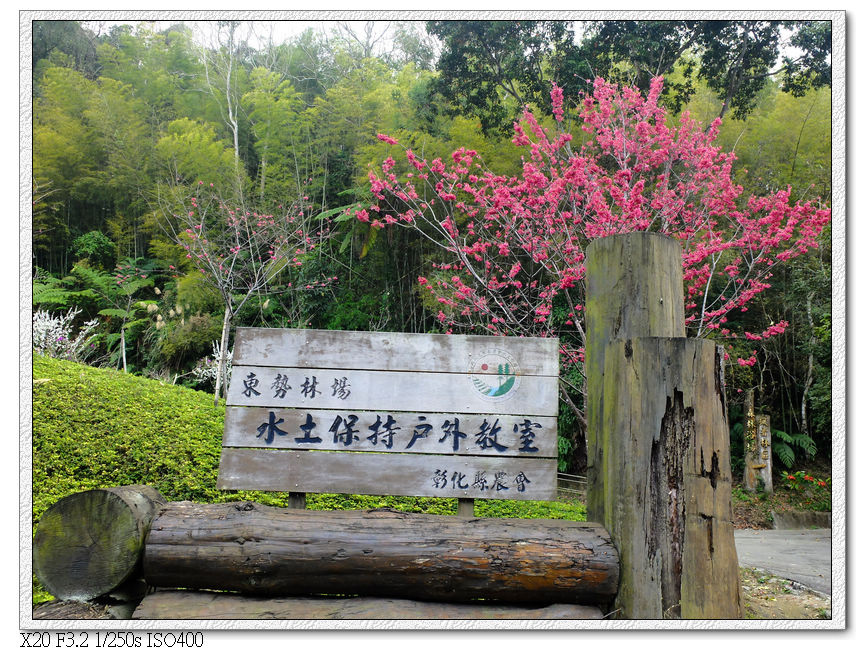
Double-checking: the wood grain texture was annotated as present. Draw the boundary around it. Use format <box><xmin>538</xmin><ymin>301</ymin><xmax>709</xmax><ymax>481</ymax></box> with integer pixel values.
<box><xmin>223</xmin><ymin>407</ymin><xmax>557</xmax><ymax>457</ymax></box>
<box><xmin>226</xmin><ymin>366</ymin><xmax>559</xmax><ymax>416</ymax></box>
<box><xmin>233</xmin><ymin>328</ymin><xmax>560</xmax><ymax>376</ymax></box>
<box><xmin>600</xmin><ymin>338</ymin><xmax>741</xmax><ymax>619</ymax></box>
<box><xmin>33</xmin><ymin>486</ymin><xmax>167</xmax><ymax>601</ymax></box>
<box><xmin>584</xmin><ymin>232</ymin><xmax>685</xmax><ymax>525</ymax></box>
<box><xmin>217</xmin><ymin>448</ymin><xmax>557</xmax><ymax>500</ymax></box>
<box><xmin>132</xmin><ymin>591</ymin><xmax>604</xmax><ymax>620</ymax></box>
<box><xmin>744</xmin><ymin>411</ymin><xmax>773</xmax><ymax>494</ymax></box>
<box><xmin>143</xmin><ymin>504</ymin><xmax>619</xmax><ymax>605</ymax></box>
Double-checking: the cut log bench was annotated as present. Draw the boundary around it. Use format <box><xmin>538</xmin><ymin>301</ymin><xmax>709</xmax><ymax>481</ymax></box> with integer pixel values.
<box><xmin>33</xmin><ymin>487</ymin><xmax>617</xmax><ymax>620</ymax></box>
<box><xmin>32</xmin><ymin>232</ymin><xmax>743</xmax><ymax>621</ymax></box>
<box><xmin>143</xmin><ymin>502</ymin><xmax>618</xmax><ymax>604</ymax></box>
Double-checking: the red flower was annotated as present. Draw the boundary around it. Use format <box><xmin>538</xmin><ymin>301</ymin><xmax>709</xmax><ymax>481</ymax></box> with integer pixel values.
<box><xmin>818</xmin><ymin>481</ymin><xmax>827</xmax><ymax>487</ymax></box>
<box><xmin>804</xmin><ymin>475</ymin><xmax>814</xmax><ymax>482</ymax></box>
<box><xmin>788</xmin><ymin>475</ymin><xmax>796</xmax><ymax>480</ymax></box>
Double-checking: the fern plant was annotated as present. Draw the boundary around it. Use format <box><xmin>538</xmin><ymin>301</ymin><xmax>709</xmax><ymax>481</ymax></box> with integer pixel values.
<box><xmin>772</xmin><ymin>427</ymin><xmax>817</xmax><ymax>469</ymax></box>
<box><xmin>71</xmin><ymin>260</ymin><xmax>154</xmax><ymax>372</ymax></box>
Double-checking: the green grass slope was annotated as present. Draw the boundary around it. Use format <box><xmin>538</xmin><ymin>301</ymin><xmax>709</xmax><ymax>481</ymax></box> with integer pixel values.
<box><xmin>32</xmin><ymin>355</ymin><xmax>585</xmax><ymax>524</ymax></box>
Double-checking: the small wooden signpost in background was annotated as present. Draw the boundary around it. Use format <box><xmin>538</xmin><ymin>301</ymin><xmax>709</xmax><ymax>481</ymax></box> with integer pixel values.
<box><xmin>217</xmin><ymin>328</ymin><xmax>560</xmax><ymax>513</ymax></box>
<box><xmin>743</xmin><ymin>388</ymin><xmax>773</xmax><ymax>494</ymax></box>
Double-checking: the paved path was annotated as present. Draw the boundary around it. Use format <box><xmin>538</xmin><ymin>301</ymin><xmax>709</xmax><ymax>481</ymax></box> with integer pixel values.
<box><xmin>734</xmin><ymin>528</ymin><xmax>832</xmax><ymax>596</ymax></box>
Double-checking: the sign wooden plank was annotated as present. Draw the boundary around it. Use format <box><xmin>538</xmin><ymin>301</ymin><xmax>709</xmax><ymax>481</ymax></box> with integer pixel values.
<box><xmin>223</xmin><ymin>407</ymin><xmax>557</xmax><ymax>458</ymax></box>
<box><xmin>233</xmin><ymin>327</ymin><xmax>559</xmax><ymax>376</ymax></box>
<box><xmin>227</xmin><ymin>366</ymin><xmax>559</xmax><ymax>417</ymax></box>
<box><xmin>217</xmin><ymin>448</ymin><xmax>558</xmax><ymax>501</ymax></box>
<box><xmin>218</xmin><ymin>328</ymin><xmax>561</xmax><ymax>500</ymax></box>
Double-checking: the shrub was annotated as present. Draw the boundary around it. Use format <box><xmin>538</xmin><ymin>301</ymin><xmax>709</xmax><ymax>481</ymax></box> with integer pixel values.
<box><xmin>32</xmin><ymin>307</ymin><xmax>99</xmax><ymax>362</ymax></box>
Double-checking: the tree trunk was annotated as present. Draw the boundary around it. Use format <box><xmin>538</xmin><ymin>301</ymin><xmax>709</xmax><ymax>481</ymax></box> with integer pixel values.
<box><xmin>801</xmin><ymin>292</ymin><xmax>816</xmax><ymax>438</ymax></box>
<box><xmin>214</xmin><ymin>304</ymin><xmax>232</xmax><ymax>407</ymax></box>
<box><xmin>584</xmin><ymin>232</ymin><xmax>740</xmax><ymax>619</ymax></box>
<box><xmin>584</xmin><ymin>232</ymin><xmax>685</xmax><ymax>524</ymax></box>
<box><xmin>33</xmin><ymin>486</ymin><xmax>166</xmax><ymax>601</ymax></box>
<box><xmin>132</xmin><ymin>591</ymin><xmax>605</xmax><ymax>620</ymax></box>
<box><xmin>144</xmin><ymin>503</ymin><xmax>619</xmax><ymax>605</ymax></box>
<box><xmin>120</xmin><ymin>327</ymin><xmax>127</xmax><ymax>373</ymax></box>
<box><xmin>598</xmin><ymin>338</ymin><xmax>742</xmax><ymax>619</ymax></box>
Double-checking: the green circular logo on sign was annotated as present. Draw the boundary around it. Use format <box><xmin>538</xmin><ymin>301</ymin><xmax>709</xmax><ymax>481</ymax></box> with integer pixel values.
<box><xmin>469</xmin><ymin>349</ymin><xmax>520</xmax><ymax>401</ymax></box>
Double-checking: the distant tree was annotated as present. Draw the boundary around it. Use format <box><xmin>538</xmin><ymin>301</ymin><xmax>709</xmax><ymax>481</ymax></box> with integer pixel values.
<box><xmin>32</xmin><ymin>20</ymin><xmax>101</xmax><ymax>79</ymax></box>
<box><xmin>426</xmin><ymin>20</ymin><xmax>576</xmax><ymax>134</ymax></box>
<box><xmin>71</xmin><ymin>231</ymin><xmax>116</xmax><ymax>270</ymax></box>
<box><xmin>427</xmin><ymin>19</ymin><xmax>832</xmax><ymax>131</ymax></box>
<box><xmin>157</xmin><ymin>183</ymin><xmax>332</xmax><ymax>406</ymax></box>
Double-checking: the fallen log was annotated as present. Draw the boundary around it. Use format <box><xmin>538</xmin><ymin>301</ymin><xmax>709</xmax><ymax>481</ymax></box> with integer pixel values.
<box><xmin>132</xmin><ymin>590</ymin><xmax>605</xmax><ymax>620</ymax></box>
<box><xmin>144</xmin><ymin>503</ymin><xmax>618</xmax><ymax>605</ymax></box>
<box><xmin>34</xmin><ymin>485</ymin><xmax>166</xmax><ymax>601</ymax></box>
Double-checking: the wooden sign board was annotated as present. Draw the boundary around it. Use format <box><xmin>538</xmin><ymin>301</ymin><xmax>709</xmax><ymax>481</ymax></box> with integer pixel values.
<box><xmin>217</xmin><ymin>328</ymin><xmax>559</xmax><ymax>501</ymax></box>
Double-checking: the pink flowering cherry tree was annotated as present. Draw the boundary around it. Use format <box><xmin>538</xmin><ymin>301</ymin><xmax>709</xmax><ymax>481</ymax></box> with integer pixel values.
<box><xmin>361</xmin><ymin>77</ymin><xmax>830</xmax><ymax>432</ymax></box>
<box><xmin>161</xmin><ymin>183</ymin><xmax>332</xmax><ymax>405</ymax></box>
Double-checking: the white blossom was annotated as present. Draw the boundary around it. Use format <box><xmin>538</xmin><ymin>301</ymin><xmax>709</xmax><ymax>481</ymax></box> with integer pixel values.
<box><xmin>33</xmin><ymin>308</ymin><xmax>99</xmax><ymax>362</ymax></box>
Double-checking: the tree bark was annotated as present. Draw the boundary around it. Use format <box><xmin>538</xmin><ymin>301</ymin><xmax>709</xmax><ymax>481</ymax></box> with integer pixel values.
<box><xmin>584</xmin><ymin>232</ymin><xmax>685</xmax><ymax>524</ymax></box>
<box><xmin>33</xmin><ymin>486</ymin><xmax>166</xmax><ymax>601</ymax></box>
<box><xmin>132</xmin><ymin>591</ymin><xmax>605</xmax><ymax>620</ymax></box>
<box><xmin>120</xmin><ymin>327</ymin><xmax>127</xmax><ymax>373</ymax></box>
<box><xmin>214</xmin><ymin>303</ymin><xmax>232</xmax><ymax>407</ymax></box>
<box><xmin>143</xmin><ymin>503</ymin><xmax>619</xmax><ymax>605</ymax></box>
<box><xmin>599</xmin><ymin>338</ymin><xmax>742</xmax><ymax>619</ymax></box>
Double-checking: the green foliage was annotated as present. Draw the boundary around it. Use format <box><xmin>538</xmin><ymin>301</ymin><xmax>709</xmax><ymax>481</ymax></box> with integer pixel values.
<box><xmin>428</xmin><ymin>20</ymin><xmax>575</xmax><ymax>134</ymax></box>
<box><xmin>154</xmin><ymin>118</ymin><xmax>240</xmax><ymax>192</ymax></box>
<box><xmin>71</xmin><ymin>231</ymin><xmax>116</xmax><ymax>270</ymax></box>
<box><xmin>781</xmin><ymin>470</ymin><xmax>831</xmax><ymax>511</ymax></box>
<box><xmin>156</xmin><ymin>312</ymin><xmax>222</xmax><ymax>369</ymax></box>
<box><xmin>175</xmin><ymin>272</ymin><xmax>222</xmax><ymax>315</ymax></box>
<box><xmin>556</xmin><ymin>436</ymin><xmax>573</xmax><ymax>472</ymax></box>
<box><xmin>33</xmin><ymin>355</ymin><xmax>226</xmax><ymax>525</ymax></box>
<box><xmin>772</xmin><ymin>428</ymin><xmax>817</xmax><ymax>469</ymax></box>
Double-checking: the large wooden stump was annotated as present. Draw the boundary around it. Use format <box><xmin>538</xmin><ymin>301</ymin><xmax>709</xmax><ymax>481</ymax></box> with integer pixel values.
<box><xmin>132</xmin><ymin>591</ymin><xmax>605</xmax><ymax>620</ymax></box>
<box><xmin>34</xmin><ymin>485</ymin><xmax>166</xmax><ymax>601</ymax></box>
<box><xmin>144</xmin><ymin>504</ymin><xmax>619</xmax><ymax>605</ymax></box>
<box><xmin>585</xmin><ymin>233</ymin><xmax>685</xmax><ymax>524</ymax></box>
<box><xmin>600</xmin><ymin>338</ymin><xmax>742</xmax><ymax>619</ymax></box>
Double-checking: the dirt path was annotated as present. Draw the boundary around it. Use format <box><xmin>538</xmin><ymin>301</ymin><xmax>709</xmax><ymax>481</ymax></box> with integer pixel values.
<box><xmin>740</xmin><ymin>567</ymin><xmax>831</xmax><ymax>619</ymax></box>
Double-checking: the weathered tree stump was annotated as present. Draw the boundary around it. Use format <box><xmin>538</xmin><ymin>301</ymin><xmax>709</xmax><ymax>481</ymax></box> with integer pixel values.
<box><xmin>599</xmin><ymin>337</ymin><xmax>742</xmax><ymax>619</ymax></box>
<box><xmin>132</xmin><ymin>591</ymin><xmax>605</xmax><ymax>620</ymax></box>
<box><xmin>144</xmin><ymin>504</ymin><xmax>619</xmax><ymax>605</ymax></box>
<box><xmin>33</xmin><ymin>485</ymin><xmax>166</xmax><ymax>601</ymax></box>
<box><xmin>585</xmin><ymin>232</ymin><xmax>685</xmax><ymax>524</ymax></box>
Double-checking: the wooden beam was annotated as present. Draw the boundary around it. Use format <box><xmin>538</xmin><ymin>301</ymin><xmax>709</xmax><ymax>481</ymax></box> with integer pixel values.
<box><xmin>233</xmin><ymin>328</ymin><xmax>560</xmax><ymax>377</ymax></box>
<box><xmin>226</xmin><ymin>366</ymin><xmax>559</xmax><ymax>417</ymax></box>
<box><xmin>584</xmin><ymin>232</ymin><xmax>685</xmax><ymax>524</ymax></box>
<box><xmin>599</xmin><ymin>337</ymin><xmax>742</xmax><ymax>619</ymax></box>
<box><xmin>216</xmin><ymin>448</ymin><xmax>558</xmax><ymax>500</ymax></box>
<box><xmin>132</xmin><ymin>591</ymin><xmax>605</xmax><ymax>620</ymax></box>
<box><xmin>223</xmin><ymin>407</ymin><xmax>557</xmax><ymax>457</ymax></box>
